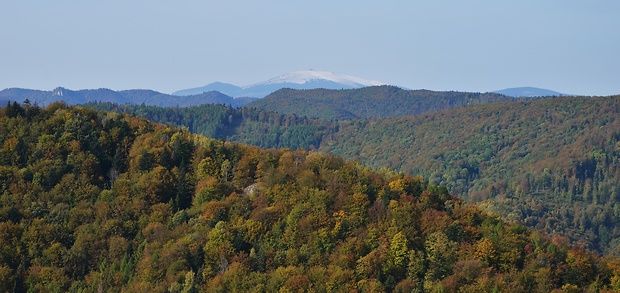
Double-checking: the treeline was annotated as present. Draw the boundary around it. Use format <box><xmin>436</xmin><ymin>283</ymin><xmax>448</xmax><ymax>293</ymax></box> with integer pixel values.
<box><xmin>3</xmin><ymin>102</ymin><xmax>620</xmax><ymax>291</ymax></box>
<box><xmin>84</xmin><ymin>102</ymin><xmax>337</xmax><ymax>150</ymax></box>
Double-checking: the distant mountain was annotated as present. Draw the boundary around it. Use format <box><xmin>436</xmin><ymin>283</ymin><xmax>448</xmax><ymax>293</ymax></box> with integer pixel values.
<box><xmin>247</xmin><ymin>86</ymin><xmax>525</xmax><ymax>120</ymax></box>
<box><xmin>173</xmin><ymin>70</ymin><xmax>385</xmax><ymax>98</ymax></box>
<box><xmin>0</xmin><ymin>87</ymin><xmax>257</xmax><ymax>107</ymax></box>
<box><xmin>173</xmin><ymin>82</ymin><xmax>244</xmax><ymax>97</ymax></box>
<box><xmin>494</xmin><ymin>87</ymin><xmax>565</xmax><ymax>97</ymax></box>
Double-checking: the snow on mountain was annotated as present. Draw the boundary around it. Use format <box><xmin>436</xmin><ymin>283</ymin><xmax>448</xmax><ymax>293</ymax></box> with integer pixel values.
<box><xmin>247</xmin><ymin>70</ymin><xmax>385</xmax><ymax>88</ymax></box>
<box><xmin>173</xmin><ymin>70</ymin><xmax>386</xmax><ymax>98</ymax></box>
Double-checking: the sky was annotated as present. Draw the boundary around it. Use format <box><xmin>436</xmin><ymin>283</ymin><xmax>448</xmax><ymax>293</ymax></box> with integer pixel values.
<box><xmin>1</xmin><ymin>0</ymin><xmax>619</xmax><ymax>96</ymax></box>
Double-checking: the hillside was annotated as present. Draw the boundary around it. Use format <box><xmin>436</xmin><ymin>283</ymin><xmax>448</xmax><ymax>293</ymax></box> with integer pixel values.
<box><xmin>323</xmin><ymin>96</ymin><xmax>620</xmax><ymax>252</ymax></box>
<box><xmin>0</xmin><ymin>87</ymin><xmax>255</xmax><ymax>108</ymax></box>
<box><xmin>247</xmin><ymin>86</ymin><xmax>523</xmax><ymax>120</ymax></box>
<box><xmin>84</xmin><ymin>95</ymin><xmax>620</xmax><ymax>254</ymax></box>
<box><xmin>2</xmin><ymin>102</ymin><xmax>620</xmax><ymax>291</ymax></box>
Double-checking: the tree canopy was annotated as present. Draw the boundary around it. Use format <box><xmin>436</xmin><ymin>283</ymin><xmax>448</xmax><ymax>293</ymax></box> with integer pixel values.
<box><xmin>2</xmin><ymin>102</ymin><xmax>620</xmax><ymax>292</ymax></box>
<box><xmin>85</xmin><ymin>95</ymin><xmax>620</xmax><ymax>254</ymax></box>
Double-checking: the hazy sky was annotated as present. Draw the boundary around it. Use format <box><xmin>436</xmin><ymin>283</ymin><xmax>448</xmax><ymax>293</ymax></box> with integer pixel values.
<box><xmin>1</xmin><ymin>0</ymin><xmax>618</xmax><ymax>95</ymax></box>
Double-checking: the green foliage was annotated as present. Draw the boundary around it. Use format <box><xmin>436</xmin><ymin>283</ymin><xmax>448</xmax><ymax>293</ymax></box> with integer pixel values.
<box><xmin>83</xmin><ymin>102</ymin><xmax>333</xmax><ymax>151</ymax></box>
<box><xmin>249</xmin><ymin>86</ymin><xmax>521</xmax><ymax>120</ymax></box>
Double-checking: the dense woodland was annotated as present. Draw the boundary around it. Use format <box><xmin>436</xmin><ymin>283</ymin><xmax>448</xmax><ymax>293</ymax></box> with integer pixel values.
<box><xmin>85</xmin><ymin>95</ymin><xmax>620</xmax><ymax>256</ymax></box>
<box><xmin>247</xmin><ymin>86</ymin><xmax>523</xmax><ymax>120</ymax></box>
<box><xmin>326</xmin><ymin>96</ymin><xmax>620</xmax><ymax>253</ymax></box>
<box><xmin>84</xmin><ymin>102</ymin><xmax>336</xmax><ymax>151</ymax></box>
<box><xmin>3</xmin><ymin>102</ymin><xmax>620</xmax><ymax>291</ymax></box>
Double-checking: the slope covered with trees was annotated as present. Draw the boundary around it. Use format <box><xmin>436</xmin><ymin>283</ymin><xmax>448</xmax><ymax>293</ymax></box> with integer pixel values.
<box><xmin>3</xmin><ymin>102</ymin><xmax>620</xmax><ymax>292</ymax></box>
<box><xmin>247</xmin><ymin>86</ymin><xmax>522</xmax><ymax>120</ymax></box>
<box><xmin>84</xmin><ymin>96</ymin><xmax>620</xmax><ymax>255</ymax></box>
<box><xmin>323</xmin><ymin>96</ymin><xmax>620</xmax><ymax>253</ymax></box>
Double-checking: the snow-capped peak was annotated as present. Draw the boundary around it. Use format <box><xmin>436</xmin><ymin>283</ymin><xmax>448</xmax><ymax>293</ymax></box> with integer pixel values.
<box><xmin>246</xmin><ymin>70</ymin><xmax>385</xmax><ymax>88</ymax></box>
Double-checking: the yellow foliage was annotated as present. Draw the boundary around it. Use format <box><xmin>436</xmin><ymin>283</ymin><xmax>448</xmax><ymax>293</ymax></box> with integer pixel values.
<box><xmin>474</xmin><ymin>238</ymin><xmax>497</xmax><ymax>263</ymax></box>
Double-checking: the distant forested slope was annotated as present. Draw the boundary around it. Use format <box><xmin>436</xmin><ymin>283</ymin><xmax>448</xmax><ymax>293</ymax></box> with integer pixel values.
<box><xmin>323</xmin><ymin>96</ymin><xmax>620</xmax><ymax>253</ymax></box>
<box><xmin>84</xmin><ymin>102</ymin><xmax>336</xmax><ymax>150</ymax></box>
<box><xmin>247</xmin><ymin>86</ymin><xmax>522</xmax><ymax>120</ymax></box>
<box><xmin>4</xmin><ymin>102</ymin><xmax>619</xmax><ymax>291</ymax></box>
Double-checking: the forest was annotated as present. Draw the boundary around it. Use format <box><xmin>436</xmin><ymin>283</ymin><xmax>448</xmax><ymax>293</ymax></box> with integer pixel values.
<box><xmin>85</xmin><ymin>95</ymin><xmax>620</xmax><ymax>256</ymax></box>
<box><xmin>3</xmin><ymin>101</ymin><xmax>620</xmax><ymax>291</ymax></box>
<box><xmin>247</xmin><ymin>86</ymin><xmax>521</xmax><ymax>120</ymax></box>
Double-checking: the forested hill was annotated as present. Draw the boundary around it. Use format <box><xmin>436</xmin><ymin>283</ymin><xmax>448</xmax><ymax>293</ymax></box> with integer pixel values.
<box><xmin>247</xmin><ymin>86</ymin><xmax>523</xmax><ymax>120</ymax></box>
<box><xmin>2</xmin><ymin>102</ymin><xmax>620</xmax><ymax>292</ymax></box>
<box><xmin>0</xmin><ymin>87</ymin><xmax>256</xmax><ymax>108</ymax></box>
<box><xmin>324</xmin><ymin>96</ymin><xmax>620</xmax><ymax>253</ymax></box>
<box><xmin>84</xmin><ymin>96</ymin><xmax>620</xmax><ymax>254</ymax></box>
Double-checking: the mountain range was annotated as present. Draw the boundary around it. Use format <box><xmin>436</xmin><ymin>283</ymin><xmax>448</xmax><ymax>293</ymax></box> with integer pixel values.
<box><xmin>1</xmin><ymin>70</ymin><xmax>570</xmax><ymax>107</ymax></box>
<box><xmin>0</xmin><ymin>87</ymin><xmax>255</xmax><ymax>107</ymax></box>
<box><xmin>173</xmin><ymin>70</ymin><xmax>569</xmax><ymax>99</ymax></box>
<box><xmin>172</xmin><ymin>70</ymin><xmax>385</xmax><ymax>98</ymax></box>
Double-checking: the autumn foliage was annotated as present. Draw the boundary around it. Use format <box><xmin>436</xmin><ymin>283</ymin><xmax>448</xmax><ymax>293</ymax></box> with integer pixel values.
<box><xmin>1</xmin><ymin>102</ymin><xmax>619</xmax><ymax>292</ymax></box>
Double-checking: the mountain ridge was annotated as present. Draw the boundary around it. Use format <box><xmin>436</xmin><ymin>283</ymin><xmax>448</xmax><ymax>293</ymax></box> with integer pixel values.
<box><xmin>247</xmin><ymin>86</ymin><xmax>526</xmax><ymax>120</ymax></box>
<box><xmin>0</xmin><ymin>87</ymin><xmax>256</xmax><ymax>107</ymax></box>
<box><xmin>494</xmin><ymin>86</ymin><xmax>566</xmax><ymax>97</ymax></box>
<box><xmin>173</xmin><ymin>70</ymin><xmax>386</xmax><ymax>98</ymax></box>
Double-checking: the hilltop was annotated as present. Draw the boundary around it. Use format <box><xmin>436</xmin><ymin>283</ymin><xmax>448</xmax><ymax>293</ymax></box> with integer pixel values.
<box><xmin>247</xmin><ymin>86</ymin><xmax>522</xmax><ymax>120</ymax></box>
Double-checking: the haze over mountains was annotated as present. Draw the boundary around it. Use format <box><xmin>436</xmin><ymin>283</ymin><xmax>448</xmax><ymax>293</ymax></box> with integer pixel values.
<box><xmin>0</xmin><ymin>70</ymin><xmax>573</xmax><ymax>107</ymax></box>
<box><xmin>173</xmin><ymin>70</ymin><xmax>569</xmax><ymax>99</ymax></box>
<box><xmin>0</xmin><ymin>70</ymin><xmax>566</xmax><ymax>109</ymax></box>
<box><xmin>173</xmin><ymin>70</ymin><xmax>386</xmax><ymax>98</ymax></box>
<box><xmin>493</xmin><ymin>87</ymin><xmax>566</xmax><ymax>98</ymax></box>
<box><xmin>0</xmin><ymin>87</ymin><xmax>255</xmax><ymax>108</ymax></box>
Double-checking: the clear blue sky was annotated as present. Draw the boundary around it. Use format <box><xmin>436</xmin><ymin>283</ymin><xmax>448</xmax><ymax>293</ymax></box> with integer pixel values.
<box><xmin>1</xmin><ymin>0</ymin><xmax>618</xmax><ymax>95</ymax></box>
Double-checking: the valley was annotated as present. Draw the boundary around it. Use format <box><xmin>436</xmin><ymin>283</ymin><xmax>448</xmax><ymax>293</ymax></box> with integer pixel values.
<box><xmin>85</xmin><ymin>90</ymin><xmax>620</xmax><ymax>255</ymax></box>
